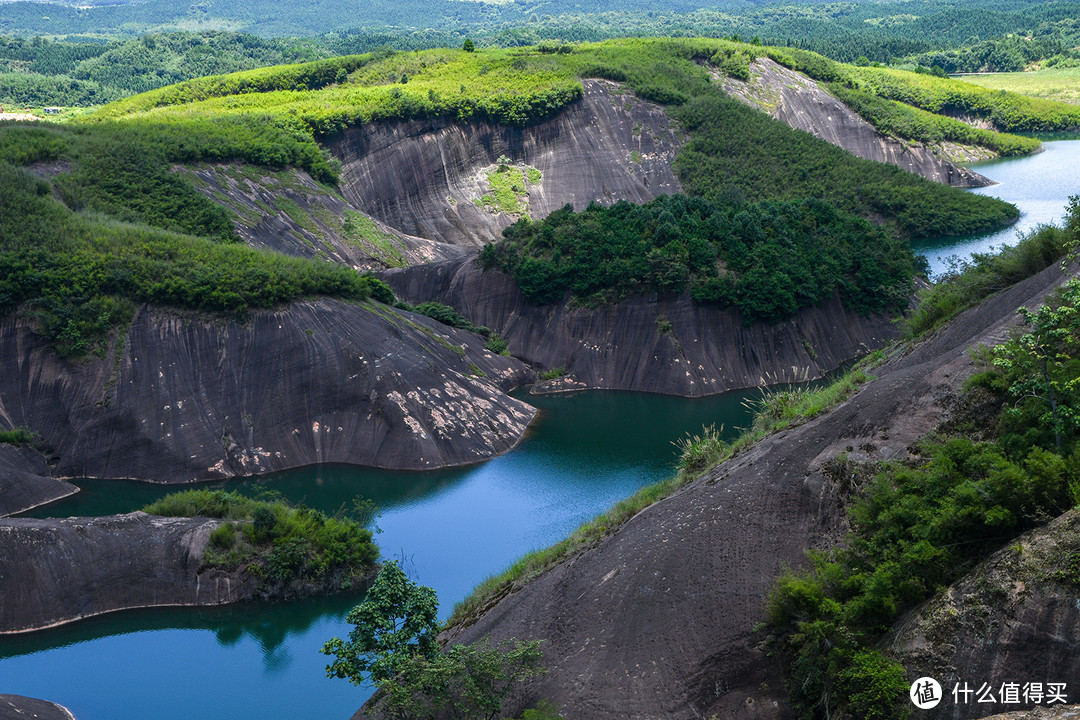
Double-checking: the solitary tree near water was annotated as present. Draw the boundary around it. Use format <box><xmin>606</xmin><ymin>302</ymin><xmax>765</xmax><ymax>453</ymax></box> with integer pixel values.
<box><xmin>322</xmin><ymin>561</ymin><xmax>547</xmax><ymax>719</ymax></box>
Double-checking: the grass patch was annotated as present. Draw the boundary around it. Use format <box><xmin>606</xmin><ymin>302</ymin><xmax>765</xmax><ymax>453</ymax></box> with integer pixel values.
<box><xmin>956</xmin><ymin>67</ymin><xmax>1080</xmax><ymax>106</ymax></box>
<box><xmin>341</xmin><ymin>210</ymin><xmax>407</xmax><ymax>267</ymax></box>
<box><xmin>480</xmin><ymin>160</ymin><xmax>541</xmax><ymax>216</ymax></box>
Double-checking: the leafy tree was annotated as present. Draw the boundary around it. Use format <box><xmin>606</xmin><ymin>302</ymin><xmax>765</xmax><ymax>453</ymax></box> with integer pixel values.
<box><xmin>323</xmin><ymin>561</ymin><xmax>547</xmax><ymax>720</ymax></box>
<box><xmin>462</xmin><ymin>38</ymin><xmax>475</xmax><ymax>53</ymax></box>
<box><xmin>322</xmin><ymin>560</ymin><xmax>440</xmax><ymax>685</ymax></box>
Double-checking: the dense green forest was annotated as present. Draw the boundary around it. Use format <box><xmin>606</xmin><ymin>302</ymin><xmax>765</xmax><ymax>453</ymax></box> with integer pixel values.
<box><xmin>480</xmin><ymin>194</ymin><xmax>919</xmax><ymax>321</ymax></box>
<box><xmin>5</xmin><ymin>0</ymin><xmax>1080</xmax><ymax>108</ymax></box>
<box><xmin>767</xmin><ymin>207</ymin><xmax>1080</xmax><ymax>720</ymax></box>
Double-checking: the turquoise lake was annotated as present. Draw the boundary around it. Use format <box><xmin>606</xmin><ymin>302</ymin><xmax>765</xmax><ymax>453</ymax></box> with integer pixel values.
<box><xmin>2</xmin><ymin>140</ymin><xmax>1077</xmax><ymax>720</ymax></box>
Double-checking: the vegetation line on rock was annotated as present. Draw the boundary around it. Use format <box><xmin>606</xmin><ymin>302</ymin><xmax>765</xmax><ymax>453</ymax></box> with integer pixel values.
<box><xmin>446</xmin><ymin>356</ymin><xmax>883</xmax><ymax>629</ymax></box>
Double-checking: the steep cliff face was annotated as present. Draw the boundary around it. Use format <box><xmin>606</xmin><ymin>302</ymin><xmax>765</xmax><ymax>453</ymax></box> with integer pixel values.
<box><xmin>0</xmin><ymin>512</ymin><xmax>247</xmax><ymax>633</ymax></box>
<box><xmin>384</xmin><ymin>256</ymin><xmax>899</xmax><ymax>396</ymax></box>
<box><xmin>0</xmin><ymin>299</ymin><xmax>535</xmax><ymax>485</ymax></box>
<box><xmin>327</xmin><ymin>80</ymin><xmax>684</xmax><ymax>247</ymax></box>
<box><xmin>0</xmin><ymin>445</ymin><xmax>76</xmax><ymax>517</ymax></box>
<box><xmin>889</xmin><ymin>509</ymin><xmax>1080</xmax><ymax>719</ymax></box>
<box><xmin>182</xmin><ymin>164</ymin><xmax>466</xmax><ymax>270</ymax></box>
<box><xmin>435</xmin><ymin>263</ymin><xmax>1074</xmax><ymax>720</ymax></box>
<box><xmin>720</xmin><ymin>59</ymin><xmax>993</xmax><ymax>187</ymax></box>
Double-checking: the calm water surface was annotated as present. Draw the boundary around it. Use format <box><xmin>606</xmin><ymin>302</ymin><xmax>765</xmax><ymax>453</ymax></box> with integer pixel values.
<box><xmin>1</xmin><ymin>389</ymin><xmax>756</xmax><ymax>720</ymax></box>
<box><xmin>913</xmin><ymin>139</ymin><xmax>1080</xmax><ymax>278</ymax></box>
<box><xmin>4</xmin><ymin>140</ymin><xmax>1078</xmax><ymax>720</ymax></box>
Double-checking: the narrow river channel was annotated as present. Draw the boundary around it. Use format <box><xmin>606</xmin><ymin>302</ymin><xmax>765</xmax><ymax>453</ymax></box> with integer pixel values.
<box><xmin>2</xmin><ymin>139</ymin><xmax>1077</xmax><ymax>720</ymax></box>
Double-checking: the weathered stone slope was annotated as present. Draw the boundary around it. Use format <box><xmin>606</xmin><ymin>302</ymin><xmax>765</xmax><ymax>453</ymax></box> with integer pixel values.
<box><xmin>184</xmin><ymin>164</ymin><xmax>465</xmax><ymax>270</ymax></box>
<box><xmin>436</xmin><ymin>262</ymin><xmax>1074</xmax><ymax>719</ymax></box>
<box><xmin>0</xmin><ymin>299</ymin><xmax>535</xmax><ymax>486</ymax></box>
<box><xmin>328</xmin><ymin>80</ymin><xmax>683</xmax><ymax>247</ymax></box>
<box><xmin>0</xmin><ymin>694</ymin><xmax>76</xmax><ymax>720</ymax></box>
<box><xmin>720</xmin><ymin>58</ymin><xmax>993</xmax><ymax>187</ymax></box>
<box><xmin>889</xmin><ymin>509</ymin><xmax>1080</xmax><ymax>719</ymax></box>
<box><xmin>0</xmin><ymin>512</ymin><xmax>247</xmax><ymax>633</ymax></box>
<box><xmin>384</xmin><ymin>256</ymin><xmax>899</xmax><ymax>396</ymax></box>
<box><xmin>0</xmin><ymin>445</ymin><xmax>76</xmax><ymax>517</ymax></box>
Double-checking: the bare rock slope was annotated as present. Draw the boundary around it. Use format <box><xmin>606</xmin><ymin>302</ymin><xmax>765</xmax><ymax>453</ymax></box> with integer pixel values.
<box><xmin>0</xmin><ymin>695</ymin><xmax>76</xmax><ymax>720</ymax></box>
<box><xmin>385</xmin><ymin>256</ymin><xmax>899</xmax><ymax>396</ymax></box>
<box><xmin>0</xmin><ymin>512</ymin><xmax>241</xmax><ymax>634</ymax></box>
<box><xmin>183</xmin><ymin>164</ymin><xmax>465</xmax><ymax>270</ymax></box>
<box><xmin>720</xmin><ymin>58</ymin><xmax>993</xmax><ymax>187</ymax></box>
<box><xmin>328</xmin><ymin>80</ymin><xmax>684</xmax><ymax>247</ymax></box>
<box><xmin>437</xmin><ymin>262</ymin><xmax>1074</xmax><ymax>719</ymax></box>
<box><xmin>0</xmin><ymin>299</ymin><xmax>535</xmax><ymax>505</ymax></box>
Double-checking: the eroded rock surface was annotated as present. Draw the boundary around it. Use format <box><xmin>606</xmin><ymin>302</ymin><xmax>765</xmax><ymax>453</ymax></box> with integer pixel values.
<box><xmin>183</xmin><ymin>164</ymin><xmax>465</xmax><ymax>270</ymax></box>
<box><xmin>889</xmin><ymin>509</ymin><xmax>1080</xmax><ymax>719</ymax></box>
<box><xmin>385</xmin><ymin>256</ymin><xmax>898</xmax><ymax>396</ymax></box>
<box><xmin>720</xmin><ymin>58</ymin><xmax>993</xmax><ymax>187</ymax></box>
<box><xmin>437</xmin><ymin>263</ymin><xmax>1075</xmax><ymax>719</ymax></box>
<box><xmin>0</xmin><ymin>299</ymin><xmax>535</xmax><ymax>484</ymax></box>
<box><xmin>0</xmin><ymin>445</ymin><xmax>76</xmax><ymax>517</ymax></box>
<box><xmin>328</xmin><ymin>80</ymin><xmax>683</xmax><ymax>247</ymax></box>
<box><xmin>0</xmin><ymin>512</ymin><xmax>241</xmax><ymax>633</ymax></box>
<box><xmin>0</xmin><ymin>694</ymin><xmax>76</xmax><ymax>720</ymax></box>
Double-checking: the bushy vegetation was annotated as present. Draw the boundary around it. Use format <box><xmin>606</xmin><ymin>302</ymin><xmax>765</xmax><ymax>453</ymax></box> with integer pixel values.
<box><xmin>0</xmin><ymin>427</ymin><xmax>38</xmax><ymax>446</ymax></box>
<box><xmin>905</xmin><ymin>199</ymin><xmax>1077</xmax><ymax>337</ymax></box>
<box><xmin>767</xmin><ymin>278</ymin><xmax>1080</xmax><ymax>720</ymax></box>
<box><xmin>481</xmin><ymin>194</ymin><xmax>920</xmax><ymax>321</ymax></box>
<box><xmin>0</xmin><ymin>159</ymin><xmax>388</xmax><ymax>356</ymax></box>
<box><xmin>396</xmin><ymin>300</ymin><xmax>510</xmax><ymax>355</ymax></box>
<box><xmin>144</xmin><ymin>489</ymin><xmax>379</xmax><ymax>588</ymax></box>
<box><xmin>323</xmin><ymin>560</ymin><xmax>546</xmax><ymax>718</ymax></box>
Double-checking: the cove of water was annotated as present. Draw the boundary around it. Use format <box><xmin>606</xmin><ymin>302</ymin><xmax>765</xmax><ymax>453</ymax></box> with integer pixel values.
<box><xmin>1</xmin><ymin>389</ymin><xmax>756</xmax><ymax>720</ymax></box>
<box><xmin>4</xmin><ymin>140</ymin><xmax>1077</xmax><ymax>720</ymax></box>
<box><xmin>912</xmin><ymin>139</ymin><xmax>1080</xmax><ymax>279</ymax></box>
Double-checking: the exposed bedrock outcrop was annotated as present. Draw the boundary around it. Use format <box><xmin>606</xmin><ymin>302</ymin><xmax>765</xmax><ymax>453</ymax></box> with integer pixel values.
<box><xmin>182</xmin><ymin>164</ymin><xmax>466</xmax><ymax>270</ymax></box>
<box><xmin>0</xmin><ymin>694</ymin><xmax>77</xmax><ymax>720</ymax></box>
<box><xmin>0</xmin><ymin>511</ymin><xmax>246</xmax><ymax>633</ymax></box>
<box><xmin>384</xmin><ymin>256</ymin><xmax>899</xmax><ymax>396</ymax></box>
<box><xmin>433</xmin><ymin>263</ymin><xmax>1075</xmax><ymax>720</ymax></box>
<box><xmin>0</xmin><ymin>299</ymin><xmax>536</xmax><ymax>486</ymax></box>
<box><xmin>720</xmin><ymin>58</ymin><xmax>993</xmax><ymax>188</ymax></box>
<box><xmin>889</xmin><ymin>508</ymin><xmax>1080</xmax><ymax>720</ymax></box>
<box><xmin>327</xmin><ymin>80</ymin><xmax>684</xmax><ymax>247</ymax></box>
<box><xmin>0</xmin><ymin>445</ymin><xmax>76</xmax><ymax>517</ymax></box>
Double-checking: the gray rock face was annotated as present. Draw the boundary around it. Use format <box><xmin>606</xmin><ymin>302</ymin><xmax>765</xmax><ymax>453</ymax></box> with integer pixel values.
<box><xmin>0</xmin><ymin>299</ymin><xmax>535</xmax><ymax>484</ymax></box>
<box><xmin>0</xmin><ymin>512</ymin><xmax>243</xmax><ymax>634</ymax></box>
<box><xmin>184</xmin><ymin>164</ymin><xmax>466</xmax><ymax>270</ymax></box>
<box><xmin>889</xmin><ymin>509</ymin><xmax>1080</xmax><ymax>719</ymax></box>
<box><xmin>0</xmin><ymin>694</ymin><xmax>76</xmax><ymax>720</ymax></box>
<box><xmin>720</xmin><ymin>58</ymin><xmax>994</xmax><ymax>188</ymax></box>
<box><xmin>384</xmin><ymin>256</ymin><xmax>899</xmax><ymax>396</ymax></box>
<box><xmin>439</xmin><ymin>263</ymin><xmax>1075</xmax><ymax>720</ymax></box>
<box><xmin>0</xmin><ymin>445</ymin><xmax>76</xmax><ymax>517</ymax></box>
<box><xmin>327</xmin><ymin>80</ymin><xmax>684</xmax><ymax>247</ymax></box>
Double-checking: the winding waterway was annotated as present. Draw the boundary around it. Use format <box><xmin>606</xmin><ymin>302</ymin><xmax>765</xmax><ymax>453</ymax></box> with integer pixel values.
<box><xmin>2</xmin><ymin>140</ymin><xmax>1077</xmax><ymax>720</ymax></box>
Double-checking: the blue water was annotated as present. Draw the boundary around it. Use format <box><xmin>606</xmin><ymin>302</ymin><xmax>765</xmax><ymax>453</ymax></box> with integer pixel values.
<box><xmin>913</xmin><ymin>139</ymin><xmax>1080</xmax><ymax>279</ymax></box>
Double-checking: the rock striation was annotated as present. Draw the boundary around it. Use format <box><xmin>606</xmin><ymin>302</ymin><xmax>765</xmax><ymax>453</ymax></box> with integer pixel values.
<box><xmin>327</xmin><ymin>80</ymin><xmax>684</xmax><ymax>247</ymax></box>
<box><xmin>720</xmin><ymin>58</ymin><xmax>994</xmax><ymax>188</ymax></box>
<box><xmin>0</xmin><ymin>511</ymin><xmax>243</xmax><ymax>634</ymax></box>
<box><xmin>435</xmin><ymin>262</ymin><xmax>1075</xmax><ymax>719</ymax></box>
<box><xmin>0</xmin><ymin>445</ymin><xmax>76</xmax><ymax>517</ymax></box>
<box><xmin>384</xmin><ymin>255</ymin><xmax>899</xmax><ymax>396</ymax></box>
<box><xmin>0</xmin><ymin>299</ymin><xmax>536</xmax><ymax>487</ymax></box>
